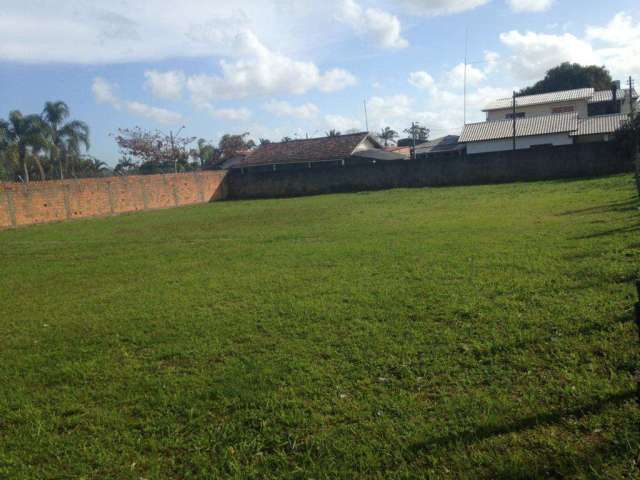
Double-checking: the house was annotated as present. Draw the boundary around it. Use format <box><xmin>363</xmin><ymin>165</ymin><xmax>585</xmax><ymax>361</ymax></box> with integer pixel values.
<box><xmin>228</xmin><ymin>132</ymin><xmax>404</xmax><ymax>171</ymax></box>
<box><xmin>415</xmin><ymin>135</ymin><xmax>464</xmax><ymax>159</ymax></box>
<box><xmin>483</xmin><ymin>84</ymin><xmax>636</xmax><ymax>121</ymax></box>
<box><xmin>460</xmin><ymin>84</ymin><xmax>637</xmax><ymax>155</ymax></box>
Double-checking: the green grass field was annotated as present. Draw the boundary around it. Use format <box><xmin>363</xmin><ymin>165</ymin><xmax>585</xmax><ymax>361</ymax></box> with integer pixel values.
<box><xmin>1</xmin><ymin>174</ymin><xmax>639</xmax><ymax>479</ymax></box>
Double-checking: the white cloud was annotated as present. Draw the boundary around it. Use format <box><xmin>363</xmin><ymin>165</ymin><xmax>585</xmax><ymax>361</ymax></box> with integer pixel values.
<box><xmin>507</xmin><ymin>0</ymin><xmax>553</xmax><ymax>12</ymax></box>
<box><xmin>186</xmin><ymin>30</ymin><xmax>356</xmax><ymax>102</ymax></box>
<box><xmin>91</xmin><ymin>77</ymin><xmax>183</xmax><ymax>124</ymax></box>
<box><xmin>318</xmin><ymin>69</ymin><xmax>358</xmax><ymax>92</ymax></box>
<box><xmin>92</xmin><ymin>76</ymin><xmax>121</xmax><ymax>107</ymax></box>
<box><xmin>586</xmin><ymin>13</ymin><xmax>640</xmax><ymax>79</ymax></box>
<box><xmin>498</xmin><ymin>12</ymin><xmax>640</xmax><ymax>82</ymax></box>
<box><xmin>263</xmin><ymin>100</ymin><xmax>319</xmax><ymax>119</ymax></box>
<box><xmin>499</xmin><ymin>30</ymin><xmax>599</xmax><ymax>81</ymax></box>
<box><xmin>126</xmin><ymin>101</ymin><xmax>183</xmax><ymax>124</ymax></box>
<box><xmin>324</xmin><ymin>114</ymin><xmax>363</xmax><ymax>132</ymax></box>
<box><xmin>393</xmin><ymin>0</ymin><xmax>490</xmax><ymax>16</ymax></box>
<box><xmin>338</xmin><ymin>0</ymin><xmax>408</xmax><ymax>49</ymax></box>
<box><xmin>144</xmin><ymin>70</ymin><xmax>186</xmax><ymax>100</ymax></box>
<box><xmin>0</xmin><ymin>1</ymin><xmax>342</xmax><ymax>64</ymax></box>
<box><xmin>368</xmin><ymin>95</ymin><xmax>412</xmax><ymax>121</ymax></box>
<box><xmin>408</xmin><ymin>71</ymin><xmax>435</xmax><ymax>90</ymax></box>
<box><xmin>447</xmin><ymin>63</ymin><xmax>486</xmax><ymax>87</ymax></box>
<box><xmin>483</xmin><ymin>50</ymin><xmax>500</xmax><ymax>73</ymax></box>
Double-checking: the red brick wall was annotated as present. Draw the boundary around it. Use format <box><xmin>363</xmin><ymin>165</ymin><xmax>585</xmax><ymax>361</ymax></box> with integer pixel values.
<box><xmin>0</xmin><ymin>171</ymin><xmax>227</xmax><ymax>228</ymax></box>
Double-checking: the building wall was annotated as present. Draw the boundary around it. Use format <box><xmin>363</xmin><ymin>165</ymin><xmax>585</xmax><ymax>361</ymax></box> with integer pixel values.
<box><xmin>0</xmin><ymin>171</ymin><xmax>227</xmax><ymax>229</ymax></box>
<box><xmin>486</xmin><ymin>101</ymin><xmax>589</xmax><ymax>121</ymax></box>
<box><xmin>466</xmin><ymin>133</ymin><xmax>574</xmax><ymax>154</ymax></box>
<box><xmin>226</xmin><ymin>142</ymin><xmax>630</xmax><ymax>200</ymax></box>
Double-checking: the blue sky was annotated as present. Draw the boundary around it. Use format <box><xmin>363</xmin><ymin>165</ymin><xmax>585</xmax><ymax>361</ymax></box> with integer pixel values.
<box><xmin>1</xmin><ymin>0</ymin><xmax>639</xmax><ymax>165</ymax></box>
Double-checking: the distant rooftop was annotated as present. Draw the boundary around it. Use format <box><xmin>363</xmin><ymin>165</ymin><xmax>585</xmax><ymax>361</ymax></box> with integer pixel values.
<box><xmin>483</xmin><ymin>88</ymin><xmax>594</xmax><ymax>111</ymax></box>
<box><xmin>483</xmin><ymin>86</ymin><xmax>638</xmax><ymax>111</ymax></box>
<box><xmin>232</xmin><ymin>132</ymin><xmax>380</xmax><ymax>168</ymax></box>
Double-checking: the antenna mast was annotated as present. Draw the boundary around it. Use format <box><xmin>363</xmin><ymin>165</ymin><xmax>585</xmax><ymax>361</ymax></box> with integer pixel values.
<box><xmin>364</xmin><ymin>99</ymin><xmax>369</xmax><ymax>132</ymax></box>
<box><xmin>463</xmin><ymin>27</ymin><xmax>468</xmax><ymax>126</ymax></box>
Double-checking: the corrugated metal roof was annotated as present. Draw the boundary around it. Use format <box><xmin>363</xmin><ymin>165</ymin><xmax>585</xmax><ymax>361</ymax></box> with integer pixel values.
<box><xmin>573</xmin><ymin>113</ymin><xmax>629</xmax><ymax>136</ymax></box>
<box><xmin>460</xmin><ymin>113</ymin><xmax>578</xmax><ymax>143</ymax></box>
<box><xmin>483</xmin><ymin>88</ymin><xmax>594</xmax><ymax>111</ymax></box>
<box><xmin>588</xmin><ymin>88</ymin><xmax>638</xmax><ymax>103</ymax></box>
<box><xmin>414</xmin><ymin>135</ymin><xmax>463</xmax><ymax>154</ymax></box>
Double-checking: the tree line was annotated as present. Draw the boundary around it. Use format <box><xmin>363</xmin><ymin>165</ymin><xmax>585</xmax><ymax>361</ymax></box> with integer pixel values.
<box><xmin>0</xmin><ymin>101</ymin><xmax>106</xmax><ymax>183</ymax></box>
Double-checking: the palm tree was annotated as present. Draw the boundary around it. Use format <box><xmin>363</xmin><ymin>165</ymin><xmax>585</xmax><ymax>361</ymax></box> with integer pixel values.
<box><xmin>4</xmin><ymin>111</ymin><xmax>49</xmax><ymax>183</ymax></box>
<box><xmin>42</xmin><ymin>101</ymin><xmax>90</xmax><ymax>179</ymax></box>
<box><xmin>379</xmin><ymin>126</ymin><xmax>398</xmax><ymax>147</ymax></box>
<box><xmin>325</xmin><ymin>129</ymin><xmax>341</xmax><ymax>137</ymax></box>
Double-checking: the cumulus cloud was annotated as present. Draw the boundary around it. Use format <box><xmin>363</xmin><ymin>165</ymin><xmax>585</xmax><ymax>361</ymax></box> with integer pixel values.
<box><xmin>498</xmin><ymin>12</ymin><xmax>640</xmax><ymax>82</ymax></box>
<box><xmin>408</xmin><ymin>71</ymin><xmax>435</xmax><ymax>90</ymax></box>
<box><xmin>92</xmin><ymin>77</ymin><xmax>121</xmax><ymax>107</ymax></box>
<box><xmin>447</xmin><ymin>63</ymin><xmax>486</xmax><ymax>87</ymax></box>
<box><xmin>324</xmin><ymin>114</ymin><xmax>363</xmax><ymax>132</ymax></box>
<box><xmin>338</xmin><ymin>0</ymin><xmax>408</xmax><ymax>49</ymax></box>
<box><xmin>91</xmin><ymin>77</ymin><xmax>183</xmax><ymax>124</ymax></box>
<box><xmin>499</xmin><ymin>30</ymin><xmax>599</xmax><ymax>81</ymax></box>
<box><xmin>368</xmin><ymin>95</ymin><xmax>412</xmax><ymax>121</ymax></box>
<box><xmin>507</xmin><ymin>0</ymin><xmax>553</xmax><ymax>12</ymax></box>
<box><xmin>186</xmin><ymin>30</ymin><xmax>356</xmax><ymax>102</ymax></box>
<box><xmin>144</xmin><ymin>70</ymin><xmax>186</xmax><ymax>100</ymax></box>
<box><xmin>392</xmin><ymin>0</ymin><xmax>490</xmax><ymax>16</ymax></box>
<box><xmin>263</xmin><ymin>100</ymin><xmax>319</xmax><ymax>119</ymax></box>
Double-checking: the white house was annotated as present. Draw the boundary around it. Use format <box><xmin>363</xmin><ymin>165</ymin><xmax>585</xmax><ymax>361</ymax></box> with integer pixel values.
<box><xmin>460</xmin><ymin>85</ymin><xmax>637</xmax><ymax>155</ymax></box>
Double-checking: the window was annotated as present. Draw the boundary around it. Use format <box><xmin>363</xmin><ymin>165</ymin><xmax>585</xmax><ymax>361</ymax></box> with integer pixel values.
<box><xmin>505</xmin><ymin>112</ymin><xmax>525</xmax><ymax>119</ymax></box>
<box><xmin>552</xmin><ymin>105</ymin><xmax>574</xmax><ymax>114</ymax></box>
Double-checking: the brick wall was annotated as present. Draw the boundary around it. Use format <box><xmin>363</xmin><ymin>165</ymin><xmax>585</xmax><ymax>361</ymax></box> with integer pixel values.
<box><xmin>0</xmin><ymin>171</ymin><xmax>227</xmax><ymax>228</ymax></box>
<box><xmin>226</xmin><ymin>142</ymin><xmax>632</xmax><ymax>199</ymax></box>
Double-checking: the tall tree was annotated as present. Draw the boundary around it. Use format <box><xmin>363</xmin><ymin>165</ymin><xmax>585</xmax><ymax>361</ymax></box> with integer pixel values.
<box><xmin>519</xmin><ymin>63</ymin><xmax>613</xmax><ymax>96</ymax></box>
<box><xmin>379</xmin><ymin>127</ymin><xmax>398</xmax><ymax>147</ymax></box>
<box><xmin>193</xmin><ymin>138</ymin><xmax>218</xmax><ymax>167</ymax></box>
<box><xmin>4</xmin><ymin>111</ymin><xmax>49</xmax><ymax>182</ymax></box>
<box><xmin>42</xmin><ymin>101</ymin><xmax>90</xmax><ymax>179</ymax></box>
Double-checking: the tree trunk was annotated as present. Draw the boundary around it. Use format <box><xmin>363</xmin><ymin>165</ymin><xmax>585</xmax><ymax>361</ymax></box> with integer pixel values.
<box><xmin>34</xmin><ymin>155</ymin><xmax>46</xmax><ymax>181</ymax></box>
<box><xmin>19</xmin><ymin>146</ymin><xmax>29</xmax><ymax>184</ymax></box>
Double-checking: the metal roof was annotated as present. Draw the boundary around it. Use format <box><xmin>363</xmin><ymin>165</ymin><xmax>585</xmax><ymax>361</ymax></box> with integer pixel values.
<box><xmin>414</xmin><ymin>135</ymin><xmax>463</xmax><ymax>154</ymax></box>
<box><xmin>588</xmin><ymin>88</ymin><xmax>638</xmax><ymax>103</ymax></box>
<box><xmin>483</xmin><ymin>88</ymin><xmax>594</xmax><ymax>111</ymax></box>
<box><xmin>460</xmin><ymin>113</ymin><xmax>578</xmax><ymax>143</ymax></box>
<box><xmin>573</xmin><ymin>113</ymin><xmax>629</xmax><ymax>136</ymax></box>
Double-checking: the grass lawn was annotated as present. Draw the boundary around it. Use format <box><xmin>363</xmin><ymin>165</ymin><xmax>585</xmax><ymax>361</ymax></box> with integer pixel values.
<box><xmin>1</xmin><ymin>174</ymin><xmax>639</xmax><ymax>479</ymax></box>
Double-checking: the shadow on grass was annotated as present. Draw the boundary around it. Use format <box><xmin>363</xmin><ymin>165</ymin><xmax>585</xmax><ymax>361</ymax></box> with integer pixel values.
<box><xmin>572</xmin><ymin>224</ymin><xmax>640</xmax><ymax>240</ymax></box>
<box><xmin>409</xmin><ymin>390</ymin><xmax>636</xmax><ymax>455</ymax></box>
<box><xmin>560</xmin><ymin>198</ymin><xmax>639</xmax><ymax>217</ymax></box>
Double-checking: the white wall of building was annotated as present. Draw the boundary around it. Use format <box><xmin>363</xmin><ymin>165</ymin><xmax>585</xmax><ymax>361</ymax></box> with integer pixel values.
<box><xmin>466</xmin><ymin>133</ymin><xmax>573</xmax><ymax>155</ymax></box>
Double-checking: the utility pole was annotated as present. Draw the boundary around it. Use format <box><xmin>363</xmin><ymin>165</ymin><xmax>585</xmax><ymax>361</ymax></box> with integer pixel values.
<box><xmin>411</xmin><ymin>122</ymin><xmax>417</xmax><ymax>160</ymax></box>
<box><xmin>364</xmin><ymin>99</ymin><xmax>369</xmax><ymax>132</ymax></box>
<box><xmin>629</xmin><ymin>76</ymin><xmax>636</xmax><ymax>116</ymax></box>
<box><xmin>512</xmin><ymin>91</ymin><xmax>517</xmax><ymax>151</ymax></box>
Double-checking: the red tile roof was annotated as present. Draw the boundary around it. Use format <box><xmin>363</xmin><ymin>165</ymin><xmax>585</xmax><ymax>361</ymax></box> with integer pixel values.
<box><xmin>234</xmin><ymin>132</ymin><xmax>376</xmax><ymax>167</ymax></box>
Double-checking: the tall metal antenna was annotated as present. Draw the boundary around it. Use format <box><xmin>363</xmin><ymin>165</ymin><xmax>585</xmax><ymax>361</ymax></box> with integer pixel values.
<box><xmin>364</xmin><ymin>98</ymin><xmax>369</xmax><ymax>132</ymax></box>
<box><xmin>463</xmin><ymin>27</ymin><xmax>468</xmax><ymax>126</ymax></box>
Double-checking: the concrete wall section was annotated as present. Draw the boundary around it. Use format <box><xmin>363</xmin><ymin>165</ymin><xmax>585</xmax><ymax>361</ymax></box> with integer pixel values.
<box><xmin>0</xmin><ymin>171</ymin><xmax>227</xmax><ymax>229</ymax></box>
<box><xmin>226</xmin><ymin>142</ymin><xmax>630</xmax><ymax>200</ymax></box>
